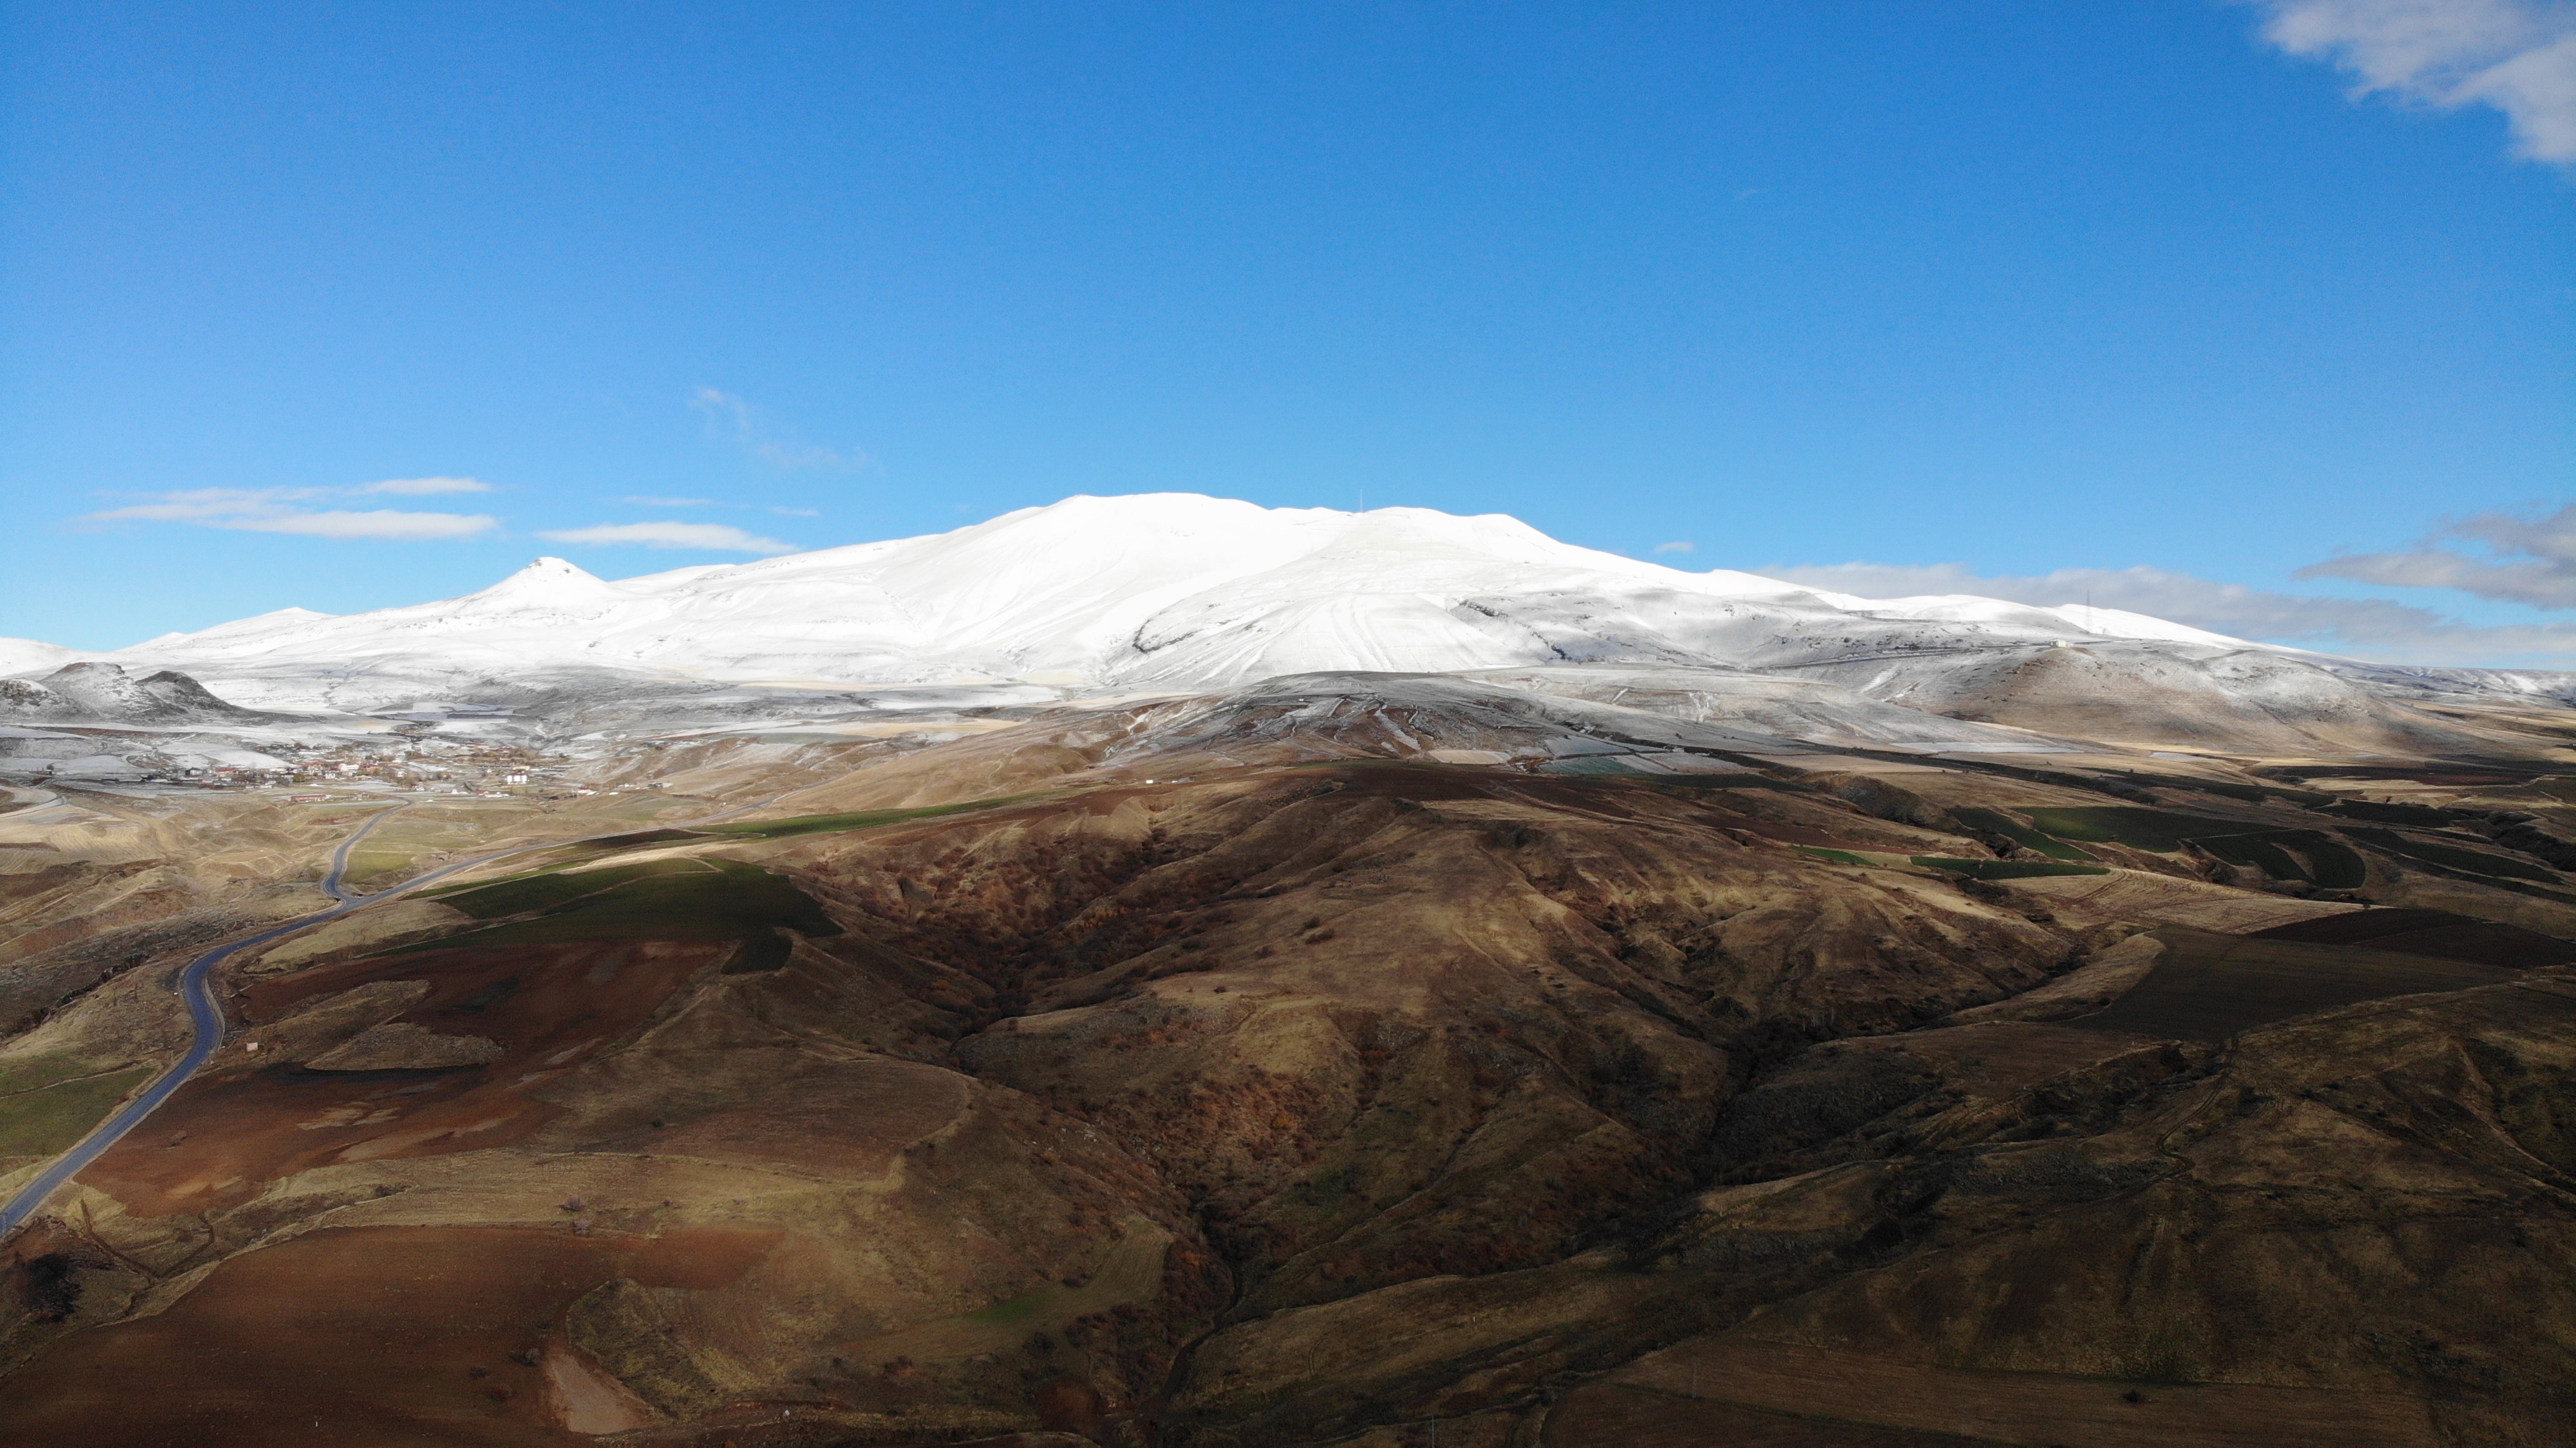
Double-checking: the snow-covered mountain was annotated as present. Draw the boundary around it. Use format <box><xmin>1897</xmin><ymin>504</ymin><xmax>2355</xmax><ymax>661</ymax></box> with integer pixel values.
<box><xmin>0</xmin><ymin>637</ymin><xmax>75</xmax><ymax>676</ymax></box>
<box><xmin>72</xmin><ymin>493</ymin><xmax>2251</xmax><ymax>705</ymax></box>
<box><xmin>2</xmin><ymin>494</ymin><xmax>2558</xmax><ymax>760</ymax></box>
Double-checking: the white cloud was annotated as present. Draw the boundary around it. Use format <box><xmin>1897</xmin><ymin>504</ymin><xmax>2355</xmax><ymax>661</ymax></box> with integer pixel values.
<box><xmin>86</xmin><ymin>489</ymin><xmax>285</xmax><ymax>524</ymax></box>
<box><xmin>2248</xmin><ymin>0</ymin><xmax>2576</xmax><ymax>163</ymax></box>
<box><xmin>239</xmin><ymin>509</ymin><xmax>497</xmax><ymax>540</ymax></box>
<box><xmin>538</xmin><ymin>521</ymin><xmax>798</xmax><ymax>555</ymax></box>
<box><xmin>1764</xmin><ymin>558</ymin><xmax>2576</xmax><ymax>665</ymax></box>
<box><xmin>2299</xmin><ymin>502</ymin><xmax>2576</xmax><ymax>607</ymax></box>
<box><xmin>356</xmin><ymin>476</ymin><xmax>492</xmax><ymax>496</ymax></box>
<box><xmin>1653</xmin><ymin>540</ymin><xmax>1696</xmax><ymax>554</ymax></box>
<box><xmin>690</xmin><ymin>386</ymin><xmax>755</xmax><ymax>432</ymax></box>
<box><xmin>82</xmin><ymin>486</ymin><xmax>497</xmax><ymax>540</ymax></box>
<box><xmin>771</xmin><ymin>506</ymin><xmax>822</xmax><ymax>518</ymax></box>
<box><xmin>691</xmin><ymin>387</ymin><xmax>866</xmax><ymax>472</ymax></box>
<box><xmin>621</xmin><ymin>495</ymin><xmax>714</xmax><ymax>507</ymax></box>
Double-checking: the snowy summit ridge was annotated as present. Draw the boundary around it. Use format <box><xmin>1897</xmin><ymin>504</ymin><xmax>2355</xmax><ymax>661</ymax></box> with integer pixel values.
<box><xmin>43</xmin><ymin>493</ymin><xmax>2251</xmax><ymax>709</ymax></box>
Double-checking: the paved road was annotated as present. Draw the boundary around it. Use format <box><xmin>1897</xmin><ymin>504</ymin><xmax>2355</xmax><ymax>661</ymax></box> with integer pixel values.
<box><xmin>0</xmin><ymin>802</ymin><xmax>438</xmax><ymax>1238</ymax></box>
<box><xmin>0</xmin><ymin>788</ymin><xmax>803</xmax><ymax>1241</ymax></box>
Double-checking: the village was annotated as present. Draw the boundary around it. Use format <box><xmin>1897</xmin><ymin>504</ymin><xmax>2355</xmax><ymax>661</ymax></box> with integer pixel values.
<box><xmin>4</xmin><ymin>731</ymin><xmax>664</xmax><ymax>803</ymax></box>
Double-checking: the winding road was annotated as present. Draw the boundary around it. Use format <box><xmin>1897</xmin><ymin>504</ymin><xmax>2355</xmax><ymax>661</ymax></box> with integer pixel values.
<box><xmin>0</xmin><ymin>786</ymin><xmax>802</xmax><ymax>1241</ymax></box>
<box><xmin>0</xmin><ymin>802</ymin><xmax>432</xmax><ymax>1238</ymax></box>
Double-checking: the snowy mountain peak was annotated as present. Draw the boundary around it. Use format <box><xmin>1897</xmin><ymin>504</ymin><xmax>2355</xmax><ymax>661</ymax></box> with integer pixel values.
<box><xmin>55</xmin><ymin>492</ymin><xmax>2285</xmax><ymax>711</ymax></box>
<box><xmin>477</xmin><ymin>556</ymin><xmax>615</xmax><ymax>598</ymax></box>
<box><xmin>451</xmin><ymin>556</ymin><xmax>629</xmax><ymax>620</ymax></box>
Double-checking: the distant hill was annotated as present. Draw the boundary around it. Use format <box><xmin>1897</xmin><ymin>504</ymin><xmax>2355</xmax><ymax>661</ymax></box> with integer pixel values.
<box><xmin>0</xmin><ymin>662</ymin><xmax>276</xmax><ymax>725</ymax></box>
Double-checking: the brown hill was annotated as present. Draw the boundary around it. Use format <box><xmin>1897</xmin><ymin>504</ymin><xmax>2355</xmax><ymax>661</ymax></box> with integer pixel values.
<box><xmin>3</xmin><ymin>692</ymin><xmax>2572</xmax><ymax>1445</ymax></box>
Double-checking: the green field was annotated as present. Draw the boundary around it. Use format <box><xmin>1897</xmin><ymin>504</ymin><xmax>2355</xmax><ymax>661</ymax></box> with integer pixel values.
<box><xmin>553</xmin><ymin>794</ymin><xmax>1034</xmax><ymax>854</ymax></box>
<box><xmin>409</xmin><ymin>857</ymin><xmax>842</xmax><ymax>967</ymax></box>
<box><xmin>580</xmin><ymin>827</ymin><xmax>707</xmax><ymax>849</ymax></box>
<box><xmin>0</xmin><ymin>1066</ymin><xmax>151</xmax><ymax>1159</ymax></box>
<box><xmin>2080</xmin><ymin>928</ymin><xmax>2511</xmax><ymax>1043</ymax></box>
<box><xmin>1651</xmin><ymin>774</ymin><xmax>1809</xmax><ymax>791</ymax></box>
<box><xmin>1912</xmin><ymin>857</ymin><xmax>2109</xmax><ymax>880</ymax></box>
<box><xmin>2277</xmin><ymin>831</ymin><xmax>2370</xmax><ymax>889</ymax></box>
<box><xmin>422</xmin><ymin>857</ymin><xmax>692</xmax><ymax>916</ymax></box>
<box><xmin>339</xmin><ymin>847</ymin><xmax>422</xmax><ymax>887</ymax></box>
<box><xmin>1536</xmin><ymin>755</ymin><xmax>1654</xmax><ymax>777</ymax></box>
<box><xmin>1950</xmin><ymin>808</ymin><xmax>2099</xmax><ymax>862</ymax></box>
<box><xmin>2019</xmin><ymin>807</ymin><xmax>2252</xmax><ymax>854</ymax></box>
<box><xmin>335</xmin><ymin>804</ymin><xmax>537</xmax><ymax>888</ymax></box>
<box><xmin>2190</xmin><ymin>829</ymin><xmax>2370</xmax><ymax>890</ymax></box>
<box><xmin>2320</xmin><ymin>800</ymin><xmax>2465</xmax><ymax>828</ymax></box>
<box><xmin>341</xmin><ymin>796</ymin><xmax>706</xmax><ymax>889</ymax></box>
<box><xmin>698</xmin><ymin>794</ymin><xmax>1034</xmax><ymax>841</ymax></box>
<box><xmin>2192</xmin><ymin>833</ymin><xmax>2308</xmax><ymax>882</ymax></box>
<box><xmin>1992</xmin><ymin>804</ymin><xmax>2372</xmax><ymax>886</ymax></box>
<box><xmin>2345</xmin><ymin>828</ymin><xmax>2559</xmax><ymax>885</ymax></box>
<box><xmin>1791</xmin><ymin>846</ymin><xmax>1871</xmax><ymax>866</ymax></box>
<box><xmin>0</xmin><ymin>1052</ymin><xmax>102</xmax><ymax>1099</ymax></box>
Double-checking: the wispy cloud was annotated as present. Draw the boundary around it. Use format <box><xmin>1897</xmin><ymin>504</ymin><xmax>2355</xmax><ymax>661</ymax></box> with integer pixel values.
<box><xmin>232</xmin><ymin>510</ymin><xmax>497</xmax><ymax>540</ymax></box>
<box><xmin>1764</xmin><ymin>558</ymin><xmax>2576</xmax><ymax>666</ymax></box>
<box><xmin>692</xmin><ymin>387</ymin><xmax>755</xmax><ymax>430</ymax></box>
<box><xmin>82</xmin><ymin>484</ymin><xmax>498</xmax><ymax>541</ymax></box>
<box><xmin>538</xmin><ymin>521</ymin><xmax>798</xmax><ymax>555</ymax></box>
<box><xmin>2299</xmin><ymin>502</ymin><xmax>2576</xmax><ymax>607</ymax></box>
<box><xmin>620</xmin><ymin>495</ymin><xmax>714</xmax><ymax>507</ymax></box>
<box><xmin>770</xmin><ymin>506</ymin><xmax>822</xmax><ymax>518</ymax></box>
<box><xmin>1652</xmin><ymin>540</ymin><xmax>1696</xmax><ymax>554</ymax></box>
<box><xmin>357</xmin><ymin>476</ymin><xmax>492</xmax><ymax>496</ymax></box>
<box><xmin>691</xmin><ymin>387</ymin><xmax>866</xmax><ymax>472</ymax></box>
<box><xmin>2247</xmin><ymin>0</ymin><xmax>2576</xmax><ymax>163</ymax></box>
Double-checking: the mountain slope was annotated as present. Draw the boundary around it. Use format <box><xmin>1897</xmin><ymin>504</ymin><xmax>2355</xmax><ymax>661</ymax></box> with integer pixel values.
<box><xmin>98</xmin><ymin>493</ymin><xmax>2248</xmax><ymax>695</ymax></box>
<box><xmin>0</xmin><ymin>640</ymin><xmax>76</xmax><ymax>676</ymax></box>
<box><xmin>8</xmin><ymin>692</ymin><xmax>2573</xmax><ymax>1445</ymax></box>
<box><xmin>0</xmin><ymin>664</ymin><xmax>276</xmax><ymax>726</ymax></box>
<box><xmin>0</xmin><ymin>493</ymin><xmax>2542</xmax><ymax>761</ymax></box>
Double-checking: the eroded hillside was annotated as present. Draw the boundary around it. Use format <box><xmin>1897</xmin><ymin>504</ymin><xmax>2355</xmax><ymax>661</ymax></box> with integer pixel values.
<box><xmin>4</xmin><ymin>681</ymin><xmax>2575</xmax><ymax>1447</ymax></box>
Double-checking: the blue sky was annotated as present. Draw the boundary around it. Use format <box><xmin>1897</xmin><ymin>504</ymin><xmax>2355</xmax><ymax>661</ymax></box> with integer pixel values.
<box><xmin>2</xmin><ymin>1</ymin><xmax>2569</xmax><ymax>664</ymax></box>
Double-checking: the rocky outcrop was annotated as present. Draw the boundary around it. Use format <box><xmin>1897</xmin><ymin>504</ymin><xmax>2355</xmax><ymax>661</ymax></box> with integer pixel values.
<box><xmin>0</xmin><ymin>664</ymin><xmax>273</xmax><ymax>725</ymax></box>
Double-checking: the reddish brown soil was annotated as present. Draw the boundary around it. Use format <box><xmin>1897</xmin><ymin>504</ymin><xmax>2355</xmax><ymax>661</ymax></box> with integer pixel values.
<box><xmin>238</xmin><ymin>939</ymin><xmax>716</xmax><ymax>1049</ymax></box>
<box><xmin>0</xmin><ymin>1225</ymin><xmax>774</xmax><ymax>1448</ymax></box>
<box><xmin>1584</xmin><ymin>1340</ymin><xmax>2439</xmax><ymax>1448</ymax></box>
<box><xmin>1545</xmin><ymin>1386</ymin><xmax>1992</xmax><ymax>1447</ymax></box>
<box><xmin>19</xmin><ymin>748</ymin><xmax>2567</xmax><ymax>1444</ymax></box>
<box><xmin>2250</xmin><ymin>907</ymin><xmax>2576</xmax><ymax>968</ymax></box>
<box><xmin>86</xmin><ymin>941</ymin><xmax>720</xmax><ymax>1216</ymax></box>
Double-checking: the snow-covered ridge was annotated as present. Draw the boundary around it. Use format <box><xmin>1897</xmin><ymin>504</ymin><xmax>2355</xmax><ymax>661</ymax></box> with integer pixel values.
<box><xmin>26</xmin><ymin>493</ymin><xmax>2258</xmax><ymax>709</ymax></box>
<box><xmin>0</xmin><ymin>637</ymin><xmax>77</xmax><ymax>676</ymax></box>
